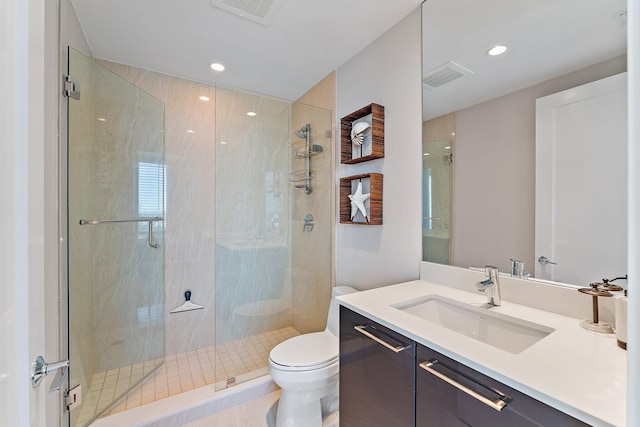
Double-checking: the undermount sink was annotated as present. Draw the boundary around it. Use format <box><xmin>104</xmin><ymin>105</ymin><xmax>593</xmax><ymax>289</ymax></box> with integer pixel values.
<box><xmin>392</xmin><ymin>295</ymin><xmax>554</xmax><ymax>354</ymax></box>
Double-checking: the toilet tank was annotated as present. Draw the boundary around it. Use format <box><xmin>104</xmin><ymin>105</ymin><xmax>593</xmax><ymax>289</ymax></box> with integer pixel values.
<box><xmin>326</xmin><ymin>286</ymin><xmax>358</xmax><ymax>336</ymax></box>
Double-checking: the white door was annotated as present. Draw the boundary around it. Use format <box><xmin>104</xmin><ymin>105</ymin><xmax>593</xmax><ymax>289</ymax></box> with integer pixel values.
<box><xmin>1</xmin><ymin>0</ymin><xmax>51</xmax><ymax>425</ymax></box>
<box><xmin>535</xmin><ymin>72</ymin><xmax>627</xmax><ymax>285</ymax></box>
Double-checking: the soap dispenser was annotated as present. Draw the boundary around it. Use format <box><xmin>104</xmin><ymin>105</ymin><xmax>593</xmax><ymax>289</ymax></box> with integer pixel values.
<box><xmin>614</xmin><ymin>289</ymin><xmax>627</xmax><ymax>350</ymax></box>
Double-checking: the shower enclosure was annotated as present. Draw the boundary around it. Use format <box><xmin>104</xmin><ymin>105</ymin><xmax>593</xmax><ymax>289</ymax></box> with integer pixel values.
<box><xmin>65</xmin><ymin>56</ymin><xmax>333</xmax><ymax>422</ymax></box>
<box><xmin>66</xmin><ymin>48</ymin><xmax>165</xmax><ymax>426</ymax></box>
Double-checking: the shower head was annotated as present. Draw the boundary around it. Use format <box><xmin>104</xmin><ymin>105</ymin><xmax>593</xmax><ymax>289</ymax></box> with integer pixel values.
<box><xmin>295</xmin><ymin>124</ymin><xmax>311</xmax><ymax>139</ymax></box>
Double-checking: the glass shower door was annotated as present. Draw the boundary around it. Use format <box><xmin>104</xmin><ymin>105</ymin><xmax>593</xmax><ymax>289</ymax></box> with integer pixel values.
<box><xmin>67</xmin><ymin>48</ymin><xmax>165</xmax><ymax>426</ymax></box>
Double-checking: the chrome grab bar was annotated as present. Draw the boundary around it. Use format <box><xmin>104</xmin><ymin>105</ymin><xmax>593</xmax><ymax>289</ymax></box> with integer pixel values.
<box><xmin>419</xmin><ymin>359</ymin><xmax>510</xmax><ymax>412</ymax></box>
<box><xmin>354</xmin><ymin>325</ymin><xmax>411</xmax><ymax>354</ymax></box>
<box><xmin>79</xmin><ymin>217</ymin><xmax>163</xmax><ymax>249</ymax></box>
<box><xmin>79</xmin><ymin>216</ymin><xmax>163</xmax><ymax>225</ymax></box>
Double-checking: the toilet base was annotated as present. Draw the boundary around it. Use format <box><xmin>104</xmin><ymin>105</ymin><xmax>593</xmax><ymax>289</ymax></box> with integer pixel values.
<box><xmin>275</xmin><ymin>383</ymin><xmax>338</xmax><ymax>427</ymax></box>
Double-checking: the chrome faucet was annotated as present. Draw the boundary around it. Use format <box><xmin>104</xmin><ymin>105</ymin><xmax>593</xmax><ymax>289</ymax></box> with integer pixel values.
<box><xmin>476</xmin><ymin>265</ymin><xmax>502</xmax><ymax>307</ymax></box>
<box><xmin>509</xmin><ymin>259</ymin><xmax>526</xmax><ymax>278</ymax></box>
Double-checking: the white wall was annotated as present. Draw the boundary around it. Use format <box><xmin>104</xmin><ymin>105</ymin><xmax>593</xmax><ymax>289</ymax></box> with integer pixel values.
<box><xmin>1</xmin><ymin>0</ymin><xmax>59</xmax><ymax>424</ymax></box>
<box><xmin>335</xmin><ymin>8</ymin><xmax>422</xmax><ymax>290</ymax></box>
<box><xmin>628</xmin><ymin>0</ymin><xmax>640</xmax><ymax>424</ymax></box>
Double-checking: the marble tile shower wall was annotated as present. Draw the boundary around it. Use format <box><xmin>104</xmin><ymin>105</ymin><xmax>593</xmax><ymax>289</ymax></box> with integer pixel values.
<box><xmin>290</xmin><ymin>101</ymin><xmax>333</xmax><ymax>333</ymax></box>
<box><xmin>291</xmin><ymin>73</ymin><xmax>336</xmax><ymax>334</ymax></box>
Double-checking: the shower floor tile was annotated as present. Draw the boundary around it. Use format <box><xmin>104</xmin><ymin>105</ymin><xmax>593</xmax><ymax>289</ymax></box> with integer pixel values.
<box><xmin>76</xmin><ymin>326</ymin><xmax>300</xmax><ymax>424</ymax></box>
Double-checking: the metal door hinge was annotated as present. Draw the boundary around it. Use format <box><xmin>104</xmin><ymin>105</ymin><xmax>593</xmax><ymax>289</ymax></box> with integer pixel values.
<box><xmin>64</xmin><ymin>75</ymin><xmax>80</xmax><ymax>100</ymax></box>
<box><xmin>65</xmin><ymin>384</ymin><xmax>82</xmax><ymax>411</ymax></box>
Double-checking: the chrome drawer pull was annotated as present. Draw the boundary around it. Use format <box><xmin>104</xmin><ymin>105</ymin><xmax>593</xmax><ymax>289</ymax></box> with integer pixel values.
<box><xmin>420</xmin><ymin>359</ymin><xmax>510</xmax><ymax>412</ymax></box>
<box><xmin>354</xmin><ymin>325</ymin><xmax>410</xmax><ymax>353</ymax></box>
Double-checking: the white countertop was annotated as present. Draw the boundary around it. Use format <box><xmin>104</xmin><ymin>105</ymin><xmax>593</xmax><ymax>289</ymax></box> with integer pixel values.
<box><xmin>338</xmin><ymin>280</ymin><xmax>627</xmax><ymax>427</ymax></box>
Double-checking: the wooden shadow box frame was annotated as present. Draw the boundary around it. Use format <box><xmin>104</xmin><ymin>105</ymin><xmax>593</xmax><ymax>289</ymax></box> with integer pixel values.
<box><xmin>339</xmin><ymin>173</ymin><xmax>383</xmax><ymax>225</ymax></box>
<box><xmin>340</xmin><ymin>103</ymin><xmax>384</xmax><ymax>164</ymax></box>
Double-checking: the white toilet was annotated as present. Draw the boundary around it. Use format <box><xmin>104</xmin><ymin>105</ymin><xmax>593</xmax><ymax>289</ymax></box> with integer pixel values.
<box><xmin>269</xmin><ymin>285</ymin><xmax>358</xmax><ymax>427</ymax></box>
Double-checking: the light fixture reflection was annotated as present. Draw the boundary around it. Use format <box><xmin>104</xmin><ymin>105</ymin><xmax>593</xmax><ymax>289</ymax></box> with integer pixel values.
<box><xmin>199</xmin><ymin>96</ymin><xmax>210</xmax><ymax>102</ymax></box>
<box><xmin>246</xmin><ymin>111</ymin><xmax>257</xmax><ymax>117</ymax></box>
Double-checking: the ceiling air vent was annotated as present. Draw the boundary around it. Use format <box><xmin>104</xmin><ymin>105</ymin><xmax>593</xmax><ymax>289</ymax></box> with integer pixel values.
<box><xmin>211</xmin><ymin>0</ymin><xmax>285</xmax><ymax>26</ymax></box>
<box><xmin>423</xmin><ymin>61</ymin><xmax>473</xmax><ymax>90</ymax></box>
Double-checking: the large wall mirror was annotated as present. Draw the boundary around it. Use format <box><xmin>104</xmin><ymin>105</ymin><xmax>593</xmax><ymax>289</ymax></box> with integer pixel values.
<box><xmin>422</xmin><ymin>0</ymin><xmax>628</xmax><ymax>287</ymax></box>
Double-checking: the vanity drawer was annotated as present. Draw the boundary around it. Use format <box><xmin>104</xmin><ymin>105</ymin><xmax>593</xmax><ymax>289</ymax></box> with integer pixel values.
<box><xmin>340</xmin><ymin>306</ymin><xmax>415</xmax><ymax>427</ymax></box>
<box><xmin>416</xmin><ymin>344</ymin><xmax>589</xmax><ymax>427</ymax></box>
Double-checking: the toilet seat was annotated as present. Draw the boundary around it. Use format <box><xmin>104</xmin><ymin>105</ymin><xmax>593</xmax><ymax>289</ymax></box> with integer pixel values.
<box><xmin>269</xmin><ymin>331</ymin><xmax>338</xmax><ymax>371</ymax></box>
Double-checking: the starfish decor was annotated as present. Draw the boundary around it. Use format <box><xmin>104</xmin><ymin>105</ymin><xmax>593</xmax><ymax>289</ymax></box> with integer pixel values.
<box><xmin>348</xmin><ymin>181</ymin><xmax>370</xmax><ymax>222</ymax></box>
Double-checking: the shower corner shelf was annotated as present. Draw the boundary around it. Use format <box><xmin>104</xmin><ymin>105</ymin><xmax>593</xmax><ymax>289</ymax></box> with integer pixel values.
<box><xmin>339</xmin><ymin>173</ymin><xmax>383</xmax><ymax>225</ymax></box>
<box><xmin>340</xmin><ymin>103</ymin><xmax>385</xmax><ymax>164</ymax></box>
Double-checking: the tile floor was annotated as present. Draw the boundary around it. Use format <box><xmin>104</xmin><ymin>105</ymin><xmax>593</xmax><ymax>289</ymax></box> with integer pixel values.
<box><xmin>76</xmin><ymin>327</ymin><xmax>299</xmax><ymax>425</ymax></box>
<box><xmin>184</xmin><ymin>390</ymin><xmax>339</xmax><ymax>427</ymax></box>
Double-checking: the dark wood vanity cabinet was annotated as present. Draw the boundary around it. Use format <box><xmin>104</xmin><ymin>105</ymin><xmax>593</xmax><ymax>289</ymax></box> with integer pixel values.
<box><xmin>339</xmin><ymin>306</ymin><xmax>415</xmax><ymax>427</ymax></box>
<box><xmin>340</xmin><ymin>307</ymin><xmax>591</xmax><ymax>427</ymax></box>
<box><xmin>416</xmin><ymin>344</ymin><xmax>590</xmax><ymax>426</ymax></box>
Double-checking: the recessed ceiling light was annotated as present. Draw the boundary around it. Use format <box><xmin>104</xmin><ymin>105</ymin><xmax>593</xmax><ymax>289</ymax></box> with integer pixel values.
<box><xmin>199</xmin><ymin>96</ymin><xmax>210</xmax><ymax>102</ymax></box>
<box><xmin>186</xmin><ymin>129</ymin><xmax>195</xmax><ymax>134</ymax></box>
<box><xmin>488</xmin><ymin>45</ymin><xmax>508</xmax><ymax>56</ymax></box>
<box><xmin>246</xmin><ymin>111</ymin><xmax>257</xmax><ymax>117</ymax></box>
<box><xmin>209</xmin><ymin>62</ymin><xmax>225</xmax><ymax>72</ymax></box>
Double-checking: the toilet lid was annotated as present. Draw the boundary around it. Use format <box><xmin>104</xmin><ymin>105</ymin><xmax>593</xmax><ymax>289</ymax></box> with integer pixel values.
<box><xmin>270</xmin><ymin>331</ymin><xmax>338</xmax><ymax>368</ymax></box>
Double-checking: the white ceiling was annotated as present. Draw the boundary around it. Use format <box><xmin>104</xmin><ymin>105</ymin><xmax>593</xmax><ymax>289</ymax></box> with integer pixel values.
<box><xmin>69</xmin><ymin>0</ymin><xmax>628</xmax><ymax>113</ymax></box>
<box><xmin>422</xmin><ymin>0</ymin><xmax>628</xmax><ymax>120</ymax></box>
<box><xmin>70</xmin><ymin>0</ymin><xmax>423</xmax><ymax>101</ymax></box>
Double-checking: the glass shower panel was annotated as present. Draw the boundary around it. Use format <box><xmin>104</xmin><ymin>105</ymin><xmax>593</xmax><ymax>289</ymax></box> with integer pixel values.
<box><xmin>214</xmin><ymin>85</ymin><xmax>333</xmax><ymax>391</ymax></box>
<box><xmin>67</xmin><ymin>48</ymin><xmax>165</xmax><ymax>426</ymax></box>
<box><xmin>215</xmin><ymin>86</ymin><xmax>292</xmax><ymax>389</ymax></box>
<box><xmin>422</xmin><ymin>113</ymin><xmax>454</xmax><ymax>264</ymax></box>
<box><xmin>422</xmin><ymin>139</ymin><xmax>453</xmax><ymax>264</ymax></box>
